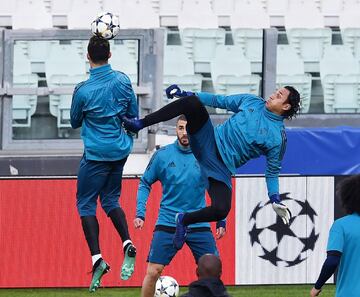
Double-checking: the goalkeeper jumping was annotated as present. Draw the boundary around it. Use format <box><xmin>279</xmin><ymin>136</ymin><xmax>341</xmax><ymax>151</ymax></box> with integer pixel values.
<box><xmin>122</xmin><ymin>85</ymin><xmax>300</xmax><ymax>249</ymax></box>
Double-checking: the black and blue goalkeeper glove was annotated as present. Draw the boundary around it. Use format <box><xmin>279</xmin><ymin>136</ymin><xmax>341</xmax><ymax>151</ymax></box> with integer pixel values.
<box><xmin>121</xmin><ymin>116</ymin><xmax>144</xmax><ymax>133</ymax></box>
<box><xmin>165</xmin><ymin>84</ymin><xmax>194</xmax><ymax>99</ymax></box>
<box><xmin>270</xmin><ymin>194</ymin><xmax>292</xmax><ymax>225</ymax></box>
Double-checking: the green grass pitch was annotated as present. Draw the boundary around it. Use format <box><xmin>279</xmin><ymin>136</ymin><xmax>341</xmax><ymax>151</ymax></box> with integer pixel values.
<box><xmin>0</xmin><ymin>285</ymin><xmax>335</xmax><ymax>297</ymax></box>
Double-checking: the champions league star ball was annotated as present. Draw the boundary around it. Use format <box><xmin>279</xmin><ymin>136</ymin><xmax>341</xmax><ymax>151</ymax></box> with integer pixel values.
<box><xmin>91</xmin><ymin>12</ymin><xmax>120</xmax><ymax>40</ymax></box>
<box><xmin>249</xmin><ymin>193</ymin><xmax>319</xmax><ymax>267</ymax></box>
<box><xmin>154</xmin><ymin>276</ymin><xmax>179</xmax><ymax>297</ymax></box>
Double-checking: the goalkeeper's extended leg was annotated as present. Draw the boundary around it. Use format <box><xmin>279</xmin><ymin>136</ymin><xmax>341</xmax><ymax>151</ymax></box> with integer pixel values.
<box><xmin>122</xmin><ymin>95</ymin><xmax>209</xmax><ymax>134</ymax></box>
<box><xmin>184</xmin><ymin>178</ymin><xmax>231</xmax><ymax>224</ymax></box>
<box><xmin>173</xmin><ymin>178</ymin><xmax>231</xmax><ymax>249</ymax></box>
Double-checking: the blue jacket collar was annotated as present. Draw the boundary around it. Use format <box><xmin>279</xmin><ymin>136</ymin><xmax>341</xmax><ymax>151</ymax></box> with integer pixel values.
<box><xmin>264</xmin><ymin>106</ymin><xmax>284</xmax><ymax>122</ymax></box>
<box><xmin>90</xmin><ymin>63</ymin><xmax>112</xmax><ymax>76</ymax></box>
<box><xmin>174</xmin><ymin>140</ymin><xmax>192</xmax><ymax>153</ymax></box>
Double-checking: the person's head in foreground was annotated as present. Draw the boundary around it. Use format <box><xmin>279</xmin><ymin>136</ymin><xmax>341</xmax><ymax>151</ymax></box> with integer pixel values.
<box><xmin>337</xmin><ymin>174</ymin><xmax>360</xmax><ymax>215</ymax></box>
<box><xmin>196</xmin><ymin>254</ymin><xmax>222</xmax><ymax>279</ymax></box>
<box><xmin>266</xmin><ymin>86</ymin><xmax>300</xmax><ymax>119</ymax></box>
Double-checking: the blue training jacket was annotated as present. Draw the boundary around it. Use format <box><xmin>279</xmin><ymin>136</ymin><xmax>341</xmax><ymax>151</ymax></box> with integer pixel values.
<box><xmin>136</xmin><ymin>141</ymin><xmax>225</xmax><ymax>228</ymax></box>
<box><xmin>197</xmin><ymin>92</ymin><xmax>287</xmax><ymax>198</ymax></box>
<box><xmin>70</xmin><ymin>64</ymin><xmax>138</xmax><ymax>161</ymax></box>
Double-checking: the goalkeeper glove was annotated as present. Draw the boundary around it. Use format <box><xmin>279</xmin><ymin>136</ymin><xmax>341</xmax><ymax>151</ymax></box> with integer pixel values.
<box><xmin>121</xmin><ymin>116</ymin><xmax>144</xmax><ymax>133</ymax></box>
<box><xmin>270</xmin><ymin>194</ymin><xmax>292</xmax><ymax>225</ymax></box>
<box><xmin>165</xmin><ymin>84</ymin><xmax>194</xmax><ymax>99</ymax></box>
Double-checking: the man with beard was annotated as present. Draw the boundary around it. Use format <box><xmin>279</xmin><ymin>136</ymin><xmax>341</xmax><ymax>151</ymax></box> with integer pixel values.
<box><xmin>134</xmin><ymin>115</ymin><xmax>226</xmax><ymax>297</ymax></box>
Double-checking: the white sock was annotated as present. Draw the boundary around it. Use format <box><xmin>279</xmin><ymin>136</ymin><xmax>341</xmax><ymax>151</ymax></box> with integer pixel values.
<box><xmin>92</xmin><ymin>254</ymin><xmax>102</xmax><ymax>266</ymax></box>
<box><xmin>123</xmin><ymin>239</ymin><xmax>132</xmax><ymax>249</ymax></box>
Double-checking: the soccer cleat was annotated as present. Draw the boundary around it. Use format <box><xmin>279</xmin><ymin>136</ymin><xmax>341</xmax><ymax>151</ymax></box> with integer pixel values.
<box><xmin>89</xmin><ymin>259</ymin><xmax>110</xmax><ymax>293</ymax></box>
<box><xmin>121</xmin><ymin>116</ymin><xmax>144</xmax><ymax>133</ymax></box>
<box><xmin>173</xmin><ymin>213</ymin><xmax>187</xmax><ymax>250</ymax></box>
<box><xmin>121</xmin><ymin>244</ymin><xmax>137</xmax><ymax>280</ymax></box>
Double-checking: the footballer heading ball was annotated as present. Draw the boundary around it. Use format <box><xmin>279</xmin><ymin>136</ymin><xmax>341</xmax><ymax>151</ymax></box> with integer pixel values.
<box><xmin>91</xmin><ymin>12</ymin><xmax>120</xmax><ymax>40</ymax></box>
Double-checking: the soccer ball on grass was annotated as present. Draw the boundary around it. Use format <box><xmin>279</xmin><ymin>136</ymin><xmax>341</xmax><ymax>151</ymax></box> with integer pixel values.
<box><xmin>91</xmin><ymin>12</ymin><xmax>120</xmax><ymax>40</ymax></box>
<box><xmin>154</xmin><ymin>276</ymin><xmax>179</xmax><ymax>297</ymax></box>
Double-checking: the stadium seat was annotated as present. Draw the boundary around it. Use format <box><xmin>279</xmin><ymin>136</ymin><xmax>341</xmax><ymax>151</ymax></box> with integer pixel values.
<box><xmin>159</xmin><ymin>0</ymin><xmax>182</xmax><ymax>27</ymax></box>
<box><xmin>12</xmin><ymin>44</ymin><xmax>38</xmax><ymax>127</ymax></box>
<box><xmin>276</xmin><ymin>45</ymin><xmax>312</xmax><ymax>113</ymax></box>
<box><xmin>12</xmin><ymin>0</ymin><xmax>52</xmax><ymax>29</ymax></box>
<box><xmin>285</xmin><ymin>0</ymin><xmax>331</xmax><ymax>72</ymax></box>
<box><xmin>163</xmin><ymin>45</ymin><xmax>202</xmax><ymax>101</ymax></box>
<box><xmin>25</xmin><ymin>41</ymin><xmax>57</xmax><ymax>73</ymax></box>
<box><xmin>67</xmin><ymin>0</ymin><xmax>102</xmax><ymax>29</ymax></box>
<box><xmin>110</xmin><ymin>43</ymin><xmax>138</xmax><ymax>84</ymax></box>
<box><xmin>0</xmin><ymin>1</ymin><xmax>15</xmax><ymax>27</ymax></box>
<box><xmin>178</xmin><ymin>0</ymin><xmax>218</xmax><ymax>29</ymax></box>
<box><xmin>231</xmin><ymin>0</ymin><xmax>269</xmax><ymax>73</ymax></box>
<box><xmin>45</xmin><ymin>43</ymin><xmax>87</xmax><ymax>127</ymax></box>
<box><xmin>343</xmin><ymin>0</ymin><xmax>360</xmax><ymax>11</ymax></box>
<box><xmin>266</xmin><ymin>0</ymin><xmax>288</xmax><ymax>26</ymax></box>
<box><xmin>320</xmin><ymin>45</ymin><xmax>360</xmax><ymax>113</ymax></box>
<box><xmin>180</xmin><ymin>28</ymin><xmax>226</xmax><ymax>73</ymax></box>
<box><xmin>211</xmin><ymin>45</ymin><xmax>261</xmax><ymax>98</ymax></box>
<box><xmin>50</xmin><ymin>0</ymin><xmax>73</xmax><ymax>27</ymax></box>
<box><xmin>212</xmin><ymin>0</ymin><xmax>234</xmax><ymax>18</ymax></box>
<box><xmin>318</xmin><ymin>0</ymin><xmax>344</xmax><ymax>26</ymax></box>
<box><xmin>105</xmin><ymin>0</ymin><xmax>160</xmax><ymax>29</ymax></box>
<box><xmin>339</xmin><ymin>11</ymin><xmax>360</xmax><ymax>68</ymax></box>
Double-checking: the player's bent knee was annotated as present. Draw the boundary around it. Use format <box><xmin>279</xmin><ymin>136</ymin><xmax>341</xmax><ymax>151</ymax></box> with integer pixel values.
<box><xmin>147</xmin><ymin>264</ymin><xmax>164</xmax><ymax>279</ymax></box>
<box><xmin>183</xmin><ymin>95</ymin><xmax>202</xmax><ymax>110</ymax></box>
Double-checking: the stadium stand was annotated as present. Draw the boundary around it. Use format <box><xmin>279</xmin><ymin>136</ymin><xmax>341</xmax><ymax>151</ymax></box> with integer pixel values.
<box><xmin>210</xmin><ymin>45</ymin><xmax>261</xmax><ymax>96</ymax></box>
<box><xmin>180</xmin><ymin>28</ymin><xmax>226</xmax><ymax>73</ymax></box>
<box><xmin>320</xmin><ymin>45</ymin><xmax>360</xmax><ymax>113</ymax></box>
<box><xmin>1</xmin><ymin>0</ymin><xmax>360</xmax><ymax>144</ymax></box>
<box><xmin>110</xmin><ymin>41</ymin><xmax>138</xmax><ymax>84</ymax></box>
<box><xmin>159</xmin><ymin>0</ymin><xmax>182</xmax><ymax>27</ymax></box>
<box><xmin>67</xmin><ymin>0</ymin><xmax>102</xmax><ymax>29</ymax></box>
<box><xmin>0</xmin><ymin>1</ymin><xmax>15</xmax><ymax>27</ymax></box>
<box><xmin>285</xmin><ymin>0</ymin><xmax>332</xmax><ymax>73</ymax></box>
<box><xmin>163</xmin><ymin>45</ymin><xmax>202</xmax><ymax>101</ymax></box>
<box><xmin>276</xmin><ymin>45</ymin><xmax>312</xmax><ymax>113</ymax></box>
<box><xmin>104</xmin><ymin>0</ymin><xmax>160</xmax><ymax>29</ymax></box>
<box><xmin>339</xmin><ymin>9</ymin><xmax>360</xmax><ymax>68</ymax></box>
<box><xmin>12</xmin><ymin>43</ymin><xmax>38</xmax><ymax>127</ymax></box>
<box><xmin>12</xmin><ymin>0</ymin><xmax>52</xmax><ymax>29</ymax></box>
<box><xmin>231</xmin><ymin>1</ymin><xmax>270</xmax><ymax>73</ymax></box>
<box><xmin>45</xmin><ymin>43</ymin><xmax>87</xmax><ymax>127</ymax></box>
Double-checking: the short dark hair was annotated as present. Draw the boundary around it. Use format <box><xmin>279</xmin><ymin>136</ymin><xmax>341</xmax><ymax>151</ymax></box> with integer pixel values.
<box><xmin>177</xmin><ymin>114</ymin><xmax>187</xmax><ymax>122</ymax></box>
<box><xmin>197</xmin><ymin>254</ymin><xmax>222</xmax><ymax>279</ymax></box>
<box><xmin>87</xmin><ymin>35</ymin><xmax>110</xmax><ymax>64</ymax></box>
<box><xmin>337</xmin><ymin>175</ymin><xmax>360</xmax><ymax>215</ymax></box>
<box><xmin>283</xmin><ymin>86</ymin><xmax>301</xmax><ymax>120</ymax></box>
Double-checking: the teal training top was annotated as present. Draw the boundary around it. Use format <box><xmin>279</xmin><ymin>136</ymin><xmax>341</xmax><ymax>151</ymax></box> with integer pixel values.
<box><xmin>327</xmin><ymin>213</ymin><xmax>360</xmax><ymax>297</ymax></box>
<box><xmin>136</xmin><ymin>141</ymin><xmax>225</xmax><ymax>228</ymax></box>
<box><xmin>70</xmin><ymin>64</ymin><xmax>138</xmax><ymax>161</ymax></box>
<box><xmin>197</xmin><ymin>92</ymin><xmax>287</xmax><ymax>197</ymax></box>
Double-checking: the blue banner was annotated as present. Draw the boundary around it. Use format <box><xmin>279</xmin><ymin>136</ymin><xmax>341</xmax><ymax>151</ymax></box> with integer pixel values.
<box><xmin>236</xmin><ymin>126</ymin><xmax>360</xmax><ymax>175</ymax></box>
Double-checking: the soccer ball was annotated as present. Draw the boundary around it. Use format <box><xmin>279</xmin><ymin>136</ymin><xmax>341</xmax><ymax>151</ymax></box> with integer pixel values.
<box><xmin>91</xmin><ymin>12</ymin><xmax>120</xmax><ymax>40</ymax></box>
<box><xmin>154</xmin><ymin>276</ymin><xmax>179</xmax><ymax>297</ymax></box>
